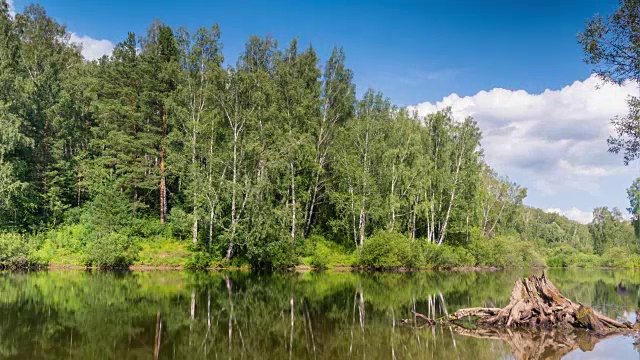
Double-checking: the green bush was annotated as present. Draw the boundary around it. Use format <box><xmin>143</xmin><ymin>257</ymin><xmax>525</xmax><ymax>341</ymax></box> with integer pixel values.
<box><xmin>0</xmin><ymin>233</ymin><xmax>36</xmax><ymax>269</ymax></box>
<box><xmin>544</xmin><ymin>245</ymin><xmax>578</xmax><ymax>267</ymax></box>
<box><xmin>245</xmin><ymin>235</ymin><xmax>297</xmax><ymax>269</ymax></box>
<box><xmin>567</xmin><ymin>253</ymin><xmax>602</xmax><ymax>268</ymax></box>
<box><xmin>309</xmin><ymin>240</ymin><xmax>330</xmax><ymax>268</ymax></box>
<box><xmin>307</xmin><ymin>235</ymin><xmax>356</xmax><ymax>269</ymax></box>
<box><xmin>513</xmin><ymin>241</ymin><xmax>545</xmax><ymax>267</ymax></box>
<box><xmin>409</xmin><ymin>241</ymin><xmax>426</xmax><ymax>268</ymax></box>
<box><xmin>84</xmin><ymin>232</ymin><xmax>136</xmax><ymax>268</ymax></box>
<box><xmin>34</xmin><ymin>224</ymin><xmax>89</xmax><ymax>266</ymax></box>
<box><xmin>601</xmin><ymin>247</ymin><xmax>633</xmax><ymax>268</ymax></box>
<box><xmin>468</xmin><ymin>236</ymin><xmax>543</xmax><ymax>267</ymax></box>
<box><xmin>468</xmin><ymin>236</ymin><xmax>504</xmax><ymax>266</ymax></box>
<box><xmin>545</xmin><ymin>255</ymin><xmax>566</xmax><ymax>268</ymax></box>
<box><xmin>423</xmin><ymin>243</ymin><xmax>476</xmax><ymax>267</ymax></box>
<box><xmin>185</xmin><ymin>251</ymin><xmax>212</xmax><ymax>269</ymax></box>
<box><xmin>360</xmin><ymin>231</ymin><xmax>414</xmax><ymax>268</ymax></box>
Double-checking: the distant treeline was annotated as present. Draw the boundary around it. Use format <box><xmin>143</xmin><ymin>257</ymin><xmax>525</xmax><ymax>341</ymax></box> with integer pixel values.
<box><xmin>0</xmin><ymin>2</ymin><xmax>637</xmax><ymax>269</ymax></box>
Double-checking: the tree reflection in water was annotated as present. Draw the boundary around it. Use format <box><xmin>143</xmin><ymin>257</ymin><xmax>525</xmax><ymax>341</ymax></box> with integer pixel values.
<box><xmin>0</xmin><ymin>269</ymin><xmax>637</xmax><ymax>359</ymax></box>
<box><xmin>448</xmin><ymin>324</ymin><xmax>626</xmax><ymax>360</ymax></box>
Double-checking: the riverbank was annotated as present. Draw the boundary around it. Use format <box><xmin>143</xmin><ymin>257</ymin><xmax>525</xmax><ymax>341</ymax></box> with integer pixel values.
<box><xmin>2</xmin><ymin>226</ymin><xmax>639</xmax><ymax>270</ymax></box>
<box><xmin>30</xmin><ymin>264</ymin><xmax>640</xmax><ymax>272</ymax></box>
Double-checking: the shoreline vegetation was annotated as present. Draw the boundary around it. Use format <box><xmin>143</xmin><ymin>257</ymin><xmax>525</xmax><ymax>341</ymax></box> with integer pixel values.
<box><xmin>2</xmin><ymin>2</ymin><xmax>640</xmax><ymax>272</ymax></box>
<box><xmin>3</xmin><ymin>229</ymin><xmax>640</xmax><ymax>271</ymax></box>
<box><xmin>43</xmin><ymin>265</ymin><xmax>626</xmax><ymax>271</ymax></box>
<box><xmin>12</xmin><ymin>264</ymin><xmax>640</xmax><ymax>272</ymax></box>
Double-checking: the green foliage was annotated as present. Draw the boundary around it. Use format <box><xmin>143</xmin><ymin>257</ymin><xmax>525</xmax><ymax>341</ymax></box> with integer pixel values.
<box><xmin>136</xmin><ymin>238</ymin><xmax>189</xmax><ymax>267</ymax></box>
<box><xmin>568</xmin><ymin>253</ymin><xmax>602</xmax><ymax>268</ymax></box>
<box><xmin>245</xmin><ymin>236</ymin><xmax>297</xmax><ymax>269</ymax></box>
<box><xmin>544</xmin><ymin>245</ymin><xmax>578</xmax><ymax>267</ymax></box>
<box><xmin>580</xmin><ymin>1</ymin><xmax>640</xmax><ymax>164</ymax></box>
<box><xmin>469</xmin><ymin>236</ymin><xmax>544</xmax><ymax>267</ymax></box>
<box><xmin>422</xmin><ymin>243</ymin><xmax>476</xmax><ymax>267</ymax></box>
<box><xmin>589</xmin><ymin>207</ymin><xmax>634</xmax><ymax>255</ymax></box>
<box><xmin>0</xmin><ymin>232</ymin><xmax>37</xmax><ymax>268</ymax></box>
<box><xmin>307</xmin><ymin>234</ymin><xmax>356</xmax><ymax>269</ymax></box>
<box><xmin>184</xmin><ymin>251</ymin><xmax>212</xmax><ymax>269</ymax></box>
<box><xmin>359</xmin><ymin>231</ymin><xmax>413</xmax><ymax>268</ymax></box>
<box><xmin>601</xmin><ymin>247</ymin><xmax>634</xmax><ymax>268</ymax></box>
<box><xmin>84</xmin><ymin>232</ymin><xmax>136</xmax><ymax>268</ymax></box>
<box><xmin>34</xmin><ymin>224</ymin><xmax>88</xmax><ymax>266</ymax></box>
<box><xmin>479</xmin><ymin>165</ymin><xmax>527</xmax><ymax>237</ymax></box>
<box><xmin>0</xmin><ymin>1</ymin><xmax>638</xmax><ymax>270</ymax></box>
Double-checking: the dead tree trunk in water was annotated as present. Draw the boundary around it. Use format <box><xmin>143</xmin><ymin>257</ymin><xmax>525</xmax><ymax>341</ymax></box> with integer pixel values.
<box><xmin>408</xmin><ymin>272</ymin><xmax>640</xmax><ymax>335</ymax></box>
<box><xmin>154</xmin><ymin>311</ymin><xmax>162</xmax><ymax>360</ymax></box>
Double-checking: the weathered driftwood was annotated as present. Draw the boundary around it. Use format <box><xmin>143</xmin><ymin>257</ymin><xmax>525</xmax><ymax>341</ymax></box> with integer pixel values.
<box><xmin>410</xmin><ymin>271</ymin><xmax>640</xmax><ymax>334</ymax></box>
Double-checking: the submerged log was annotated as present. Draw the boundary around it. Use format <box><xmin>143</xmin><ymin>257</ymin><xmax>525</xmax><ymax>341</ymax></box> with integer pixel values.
<box><xmin>410</xmin><ymin>271</ymin><xmax>640</xmax><ymax>334</ymax></box>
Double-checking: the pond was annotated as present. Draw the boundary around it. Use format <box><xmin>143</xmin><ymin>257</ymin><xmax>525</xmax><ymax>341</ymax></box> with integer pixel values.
<box><xmin>0</xmin><ymin>269</ymin><xmax>639</xmax><ymax>359</ymax></box>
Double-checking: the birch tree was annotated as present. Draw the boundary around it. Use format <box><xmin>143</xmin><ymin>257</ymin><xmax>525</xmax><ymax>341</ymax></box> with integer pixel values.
<box><xmin>303</xmin><ymin>48</ymin><xmax>355</xmax><ymax>237</ymax></box>
<box><xmin>480</xmin><ymin>165</ymin><xmax>527</xmax><ymax>237</ymax></box>
<box><xmin>171</xmin><ymin>25</ymin><xmax>223</xmax><ymax>246</ymax></box>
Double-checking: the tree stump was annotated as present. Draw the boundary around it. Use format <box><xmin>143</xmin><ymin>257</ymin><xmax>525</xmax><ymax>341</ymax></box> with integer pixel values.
<box><xmin>411</xmin><ymin>271</ymin><xmax>639</xmax><ymax>334</ymax></box>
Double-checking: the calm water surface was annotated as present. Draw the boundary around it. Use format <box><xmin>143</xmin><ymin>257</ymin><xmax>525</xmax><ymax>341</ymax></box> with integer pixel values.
<box><xmin>1</xmin><ymin>269</ymin><xmax>640</xmax><ymax>359</ymax></box>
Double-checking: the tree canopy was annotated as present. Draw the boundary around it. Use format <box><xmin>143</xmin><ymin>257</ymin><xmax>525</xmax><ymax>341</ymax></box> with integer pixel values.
<box><xmin>0</xmin><ymin>1</ymin><xmax>637</xmax><ymax>268</ymax></box>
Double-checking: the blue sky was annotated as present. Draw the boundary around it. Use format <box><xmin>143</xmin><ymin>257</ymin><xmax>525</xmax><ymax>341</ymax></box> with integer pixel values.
<box><xmin>9</xmin><ymin>0</ymin><xmax>637</xmax><ymax>222</ymax></box>
<box><xmin>13</xmin><ymin>0</ymin><xmax>616</xmax><ymax>104</ymax></box>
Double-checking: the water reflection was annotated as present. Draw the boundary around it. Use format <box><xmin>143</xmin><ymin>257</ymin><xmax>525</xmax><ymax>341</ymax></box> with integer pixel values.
<box><xmin>0</xmin><ymin>269</ymin><xmax>638</xmax><ymax>359</ymax></box>
<box><xmin>448</xmin><ymin>324</ymin><xmax>627</xmax><ymax>360</ymax></box>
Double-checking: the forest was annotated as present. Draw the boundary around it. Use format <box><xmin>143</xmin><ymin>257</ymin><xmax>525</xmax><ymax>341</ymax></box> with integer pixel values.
<box><xmin>1</xmin><ymin>1</ymin><xmax>639</xmax><ymax>269</ymax></box>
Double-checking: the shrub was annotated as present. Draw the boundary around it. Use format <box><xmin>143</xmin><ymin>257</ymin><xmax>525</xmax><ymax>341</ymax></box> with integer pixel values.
<box><xmin>468</xmin><ymin>236</ymin><xmax>543</xmax><ymax>267</ymax></box>
<box><xmin>601</xmin><ymin>247</ymin><xmax>633</xmax><ymax>268</ymax></box>
<box><xmin>438</xmin><ymin>245</ymin><xmax>475</xmax><ymax>267</ymax></box>
<box><xmin>245</xmin><ymin>236</ymin><xmax>296</xmax><ymax>269</ymax></box>
<box><xmin>0</xmin><ymin>233</ymin><xmax>36</xmax><ymax>269</ymax></box>
<box><xmin>409</xmin><ymin>241</ymin><xmax>426</xmax><ymax>268</ymax></box>
<box><xmin>423</xmin><ymin>243</ymin><xmax>476</xmax><ymax>267</ymax></box>
<box><xmin>308</xmin><ymin>235</ymin><xmax>356</xmax><ymax>269</ymax></box>
<box><xmin>310</xmin><ymin>240</ymin><xmax>331</xmax><ymax>268</ymax></box>
<box><xmin>294</xmin><ymin>234</ymin><xmax>316</xmax><ymax>259</ymax></box>
<box><xmin>545</xmin><ymin>255</ymin><xmax>566</xmax><ymax>268</ymax></box>
<box><xmin>84</xmin><ymin>232</ymin><xmax>136</xmax><ymax>268</ymax></box>
<box><xmin>568</xmin><ymin>253</ymin><xmax>602</xmax><ymax>268</ymax></box>
<box><xmin>185</xmin><ymin>251</ymin><xmax>212</xmax><ymax>269</ymax></box>
<box><xmin>34</xmin><ymin>224</ymin><xmax>89</xmax><ymax>266</ymax></box>
<box><xmin>544</xmin><ymin>245</ymin><xmax>578</xmax><ymax>267</ymax></box>
<box><xmin>468</xmin><ymin>236</ymin><xmax>503</xmax><ymax>266</ymax></box>
<box><xmin>166</xmin><ymin>207</ymin><xmax>191</xmax><ymax>240</ymax></box>
<box><xmin>360</xmin><ymin>231</ymin><xmax>413</xmax><ymax>268</ymax></box>
<box><xmin>499</xmin><ymin>238</ymin><xmax>544</xmax><ymax>267</ymax></box>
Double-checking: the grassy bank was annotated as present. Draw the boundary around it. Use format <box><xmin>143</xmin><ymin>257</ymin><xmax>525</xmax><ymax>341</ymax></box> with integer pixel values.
<box><xmin>2</xmin><ymin>226</ymin><xmax>639</xmax><ymax>270</ymax></box>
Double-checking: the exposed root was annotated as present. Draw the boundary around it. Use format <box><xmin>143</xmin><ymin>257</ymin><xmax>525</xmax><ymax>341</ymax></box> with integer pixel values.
<box><xmin>408</xmin><ymin>271</ymin><xmax>639</xmax><ymax>335</ymax></box>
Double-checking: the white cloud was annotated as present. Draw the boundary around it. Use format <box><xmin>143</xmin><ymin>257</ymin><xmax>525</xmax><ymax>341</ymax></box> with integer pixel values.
<box><xmin>7</xmin><ymin>0</ymin><xmax>14</xmax><ymax>17</ymax></box>
<box><xmin>409</xmin><ymin>75</ymin><xmax>639</xmax><ymax>215</ymax></box>
<box><xmin>545</xmin><ymin>207</ymin><xmax>593</xmax><ymax>224</ymax></box>
<box><xmin>5</xmin><ymin>3</ymin><xmax>112</xmax><ymax>60</ymax></box>
<box><xmin>69</xmin><ymin>33</ymin><xmax>113</xmax><ymax>61</ymax></box>
<box><xmin>409</xmin><ymin>75</ymin><xmax>640</xmax><ymax>219</ymax></box>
